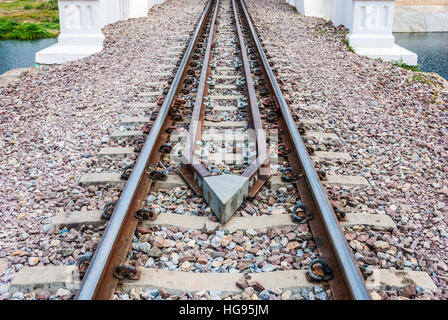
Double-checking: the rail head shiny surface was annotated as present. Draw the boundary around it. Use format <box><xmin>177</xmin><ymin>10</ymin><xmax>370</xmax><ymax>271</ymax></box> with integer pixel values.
<box><xmin>238</xmin><ymin>0</ymin><xmax>370</xmax><ymax>300</ymax></box>
<box><xmin>75</xmin><ymin>0</ymin><xmax>213</xmax><ymax>300</ymax></box>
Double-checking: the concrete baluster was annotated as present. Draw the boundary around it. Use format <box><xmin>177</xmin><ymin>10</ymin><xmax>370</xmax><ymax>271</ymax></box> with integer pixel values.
<box><xmin>118</xmin><ymin>0</ymin><xmax>130</xmax><ymax>21</ymax></box>
<box><xmin>99</xmin><ymin>0</ymin><xmax>124</xmax><ymax>27</ymax></box>
<box><xmin>332</xmin><ymin>0</ymin><xmax>354</xmax><ymax>29</ymax></box>
<box><xmin>36</xmin><ymin>0</ymin><xmax>104</xmax><ymax>64</ymax></box>
<box><xmin>36</xmin><ymin>0</ymin><xmax>151</xmax><ymax>64</ymax></box>
<box><xmin>321</xmin><ymin>0</ymin><xmax>334</xmax><ymax>20</ymax></box>
<box><xmin>129</xmin><ymin>0</ymin><xmax>150</xmax><ymax>18</ymax></box>
<box><xmin>294</xmin><ymin>0</ymin><xmax>305</xmax><ymax>14</ymax></box>
<box><xmin>294</xmin><ymin>0</ymin><xmax>324</xmax><ymax>18</ymax></box>
<box><xmin>347</xmin><ymin>0</ymin><xmax>417</xmax><ymax>65</ymax></box>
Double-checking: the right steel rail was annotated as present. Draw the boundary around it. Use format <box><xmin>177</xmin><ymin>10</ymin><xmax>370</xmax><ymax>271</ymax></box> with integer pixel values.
<box><xmin>238</xmin><ymin>0</ymin><xmax>370</xmax><ymax>300</ymax></box>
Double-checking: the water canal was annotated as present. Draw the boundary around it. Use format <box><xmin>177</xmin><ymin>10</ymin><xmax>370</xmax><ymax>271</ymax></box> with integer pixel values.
<box><xmin>394</xmin><ymin>32</ymin><xmax>448</xmax><ymax>80</ymax></box>
<box><xmin>0</xmin><ymin>33</ymin><xmax>446</xmax><ymax>80</ymax></box>
<box><xmin>0</xmin><ymin>38</ymin><xmax>57</xmax><ymax>75</ymax></box>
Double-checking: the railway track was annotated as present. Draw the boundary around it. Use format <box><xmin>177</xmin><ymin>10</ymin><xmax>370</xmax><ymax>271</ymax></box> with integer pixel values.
<box><xmin>9</xmin><ymin>0</ymin><xmax>437</xmax><ymax>301</ymax></box>
<box><xmin>77</xmin><ymin>0</ymin><xmax>368</xmax><ymax>300</ymax></box>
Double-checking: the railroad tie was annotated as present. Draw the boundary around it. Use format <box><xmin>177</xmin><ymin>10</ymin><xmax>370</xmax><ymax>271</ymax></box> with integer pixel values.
<box><xmin>78</xmin><ymin>173</ymin><xmax>369</xmax><ymax>187</ymax></box>
<box><xmin>49</xmin><ymin>210</ymin><xmax>397</xmax><ymax>232</ymax></box>
<box><xmin>96</xmin><ymin>146</ymin><xmax>352</xmax><ymax>162</ymax></box>
<box><xmin>138</xmin><ymin>91</ymin><xmax>163</xmax><ymax>98</ymax></box>
<box><xmin>128</xmin><ymin>102</ymin><xmax>158</xmax><ymax>109</ymax></box>
<box><xmin>10</xmin><ymin>267</ymin><xmax>436</xmax><ymax>294</ymax></box>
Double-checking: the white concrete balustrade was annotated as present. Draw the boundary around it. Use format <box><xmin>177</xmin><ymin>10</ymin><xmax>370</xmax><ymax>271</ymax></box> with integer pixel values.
<box><xmin>36</xmin><ymin>0</ymin><xmax>164</xmax><ymax>64</ymax></box>
<box><xmin>288</xmin><ymin>0</ymin><xmax>418</xmax><ymax>65</ymax></box>
<box><xmin>347</xmin><ymin>0</ymin><xmax>417</xmax><ymax>64</ymax></box>
<box><xmin>331</xmin><ymin>0</ymin><xmax>354</xmax><ymax>29</ymax></box>
<box><xmin>38</xmin><ymin>0</ymin><xmax>418</xmax><ymax>65</ymax></box>
<box><xmin>293</xmin><ymin>0</ymin><xmax>334</xmax><ymax>19</ymax></box>
<box><xmin>349</xmin><ymin>1</ymin><xmax>397</xmax><ymax>48</ymax></box>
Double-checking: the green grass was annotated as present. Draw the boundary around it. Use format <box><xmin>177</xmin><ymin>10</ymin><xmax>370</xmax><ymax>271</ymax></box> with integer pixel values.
<box><xmin>387</xmin><ymin>60</ymin><xmax>440</xmax><ymax>101</ymax></box>
<box><xmin>0</xmin><ymin>0</ymin><xmax>59</xmax><ymax>39</ymax></box>
<box><xmin>0</xmin><ymin>0</ymin><xmax>57</xmax><ymax>11</ymax></box>
<box><xmin>341</xmin><ymin>38</ymin><xmax>355</xmax><ymax>53</ymax></box>
<box><xmin>37</xmin><ymin>0</ymin><xmax>58</xmax><ymax>10</ymax></box>
<box><xmin>316</xmin><ymin>28</ymin><xmax>329</xmax><ymax>36</ymax></box>
<box><xmin>391</xmin><ymin>60</ymin><xmax>421</xmax><ymax>72</ymax></box>
<box><xmin>0</xmin><ymin>18</ymin><xmax>56</xmax><ymax>39</ymax></box>
<box><xmin>412</xmin><ymin>73</ymin><xmax>431</xmax><ymax>84</ymax></box>
<box><xmin>408</xmin><ymin>68</ymin><xmax>441</xmax><ymax>104</ymax></box>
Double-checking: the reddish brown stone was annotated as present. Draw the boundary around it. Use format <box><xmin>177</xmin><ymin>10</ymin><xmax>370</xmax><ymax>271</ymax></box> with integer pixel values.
<box><xmin>363</xmin><ymin>256</ymin><xmax>377</xmax><ymax>265</ymax></box>
<box><xmin>36</xmin><ymin>291</ymin><xmax>51</xmax><ymax>300</ymax></box>
<box><xmin>297</xmin><ymin>224</ymin><xmax>309</xmax><ymax>233</ymax></box>
<box><xmin>167</xmin><ymin>226</ymin><xmax>178</xmax><ymax>233</ymax></box>
<box><xmin>345</xmin><ymin>233</ymin><xmax>355</xmax><ymax>241</ymax></box>
<box><xmin>179</xmin><ymin>255</ymin><xmax>196</xmax><ymax>263</ymax></box>
<box><xmin>357</xmin><ymin>234</ymin><xmax>369</xmax><ymax>242</ymax></box>
<box><xmin>197</xmin><ymin>255</ymin><xmax>209</xmax><ymax>264</ymax></box>
<box><xmin>267</xmin><ymin>255</ymin><xmax>281</xmax><ymax>264</ymax></box>
<box><xmin>158</xmin><ymin>288</ymin><xmax>171</xmax><ymax>298</ymax></box>
<box><xmin>232</xmin><ymin>233</ymin><xmax>245</xmax><ymax>244</ymax></box>
<box><xmin>398</xmin><ymin>285</ymin><xmax>417</xmax><ymax>298</ymax></box>
<box><xmin>236</xmin><ymin>279</ymin><xmax>249</xmax><ymax>290</ymax></box>
<box><xmin>137</xmin><ymin>227</ymin><xmax>152</xmax><ymax>235</ymax></box>
<box><xmin>286</xmin><ymin>232</ymin><xmax>296</xmax><ymax>241</ymax></box>
<box><xmin>267</xmin><ymin>227</ymin><xmax>281</xmax><ymax>238</ymax></box>
<box><xmin>153</xmin><ymin>236</ymin><xmax>170</xmax><ymax>248</ymax></box>
<box><xmin>197</xmin><ymin>233</ymin><xmax>208</xmax><ymax>241</ymax></box>
<box><xmin>249</xmin><ymin>281</ymin><xmax>265</xmax><ymax>292</ymax></box>
<box><xmin>366</xmin><ymin>237</ymin><xmax>376</xmax><ymax>249</ymax></box>
<box><xmin>282</xmin><ymin>226</ymin><xmax>295</xmax><ymax>234</ymax></box>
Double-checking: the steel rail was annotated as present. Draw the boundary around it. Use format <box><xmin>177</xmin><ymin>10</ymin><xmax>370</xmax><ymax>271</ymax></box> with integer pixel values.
<box><xmin>179</xmin><ymin>0</ymin><xmax>219</xmax><ymax>196</ymax></box>
<box><xmin>232</xmin><ymin>0</ymin><xmax>267</xmax><ymax>181</ymax></box>
<box><xmin>237</xmin><ymin>0</ymin><xmax>370</xmax><ymax>300</ymax></box>
<box><xmin>184</xmin><ymin>0</ymin><xmax>220</xmax><ymax>167</ymax></box>
<box><xmin>75</xmin><ymin>0</ymin><xmax>213</xmax><ymax>300</ymax></box>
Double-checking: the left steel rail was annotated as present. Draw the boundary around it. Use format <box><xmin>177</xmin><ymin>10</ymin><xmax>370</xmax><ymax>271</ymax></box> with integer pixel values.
<box><xmin>75</xmin><ymin>0</ymin><xmax>215</xmax><ymax>300</ymax></box>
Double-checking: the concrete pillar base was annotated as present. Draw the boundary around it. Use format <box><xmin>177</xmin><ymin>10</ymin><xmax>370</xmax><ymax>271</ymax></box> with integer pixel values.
<box><xmin>347</xmin><ymin>33</ymin><xmax>395</xmax><ymax>49</ymax></box>
<box><xmin>354</xmin><ymin>44</ymin><xmax>418</xmax><ymax>66</ymax></box>
<box><xmin>36</xmin><ymin>44</ymin><xmax>103</xmax><ymax>65</ymax></box>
